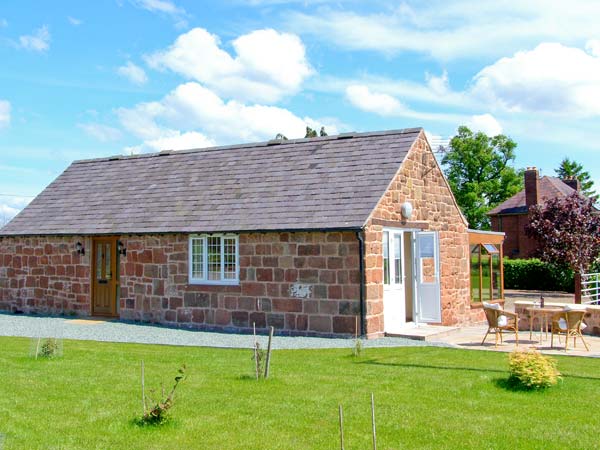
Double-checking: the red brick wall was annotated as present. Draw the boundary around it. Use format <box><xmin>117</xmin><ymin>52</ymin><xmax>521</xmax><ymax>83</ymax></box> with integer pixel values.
<box><xmin>491</xmin><ymin>214</ymin><xmax>538</xmax><ymax>258</ymax></box>
<box><xmin>0</xmin><ymin>236</ymin><xmax>91</xmax><ymax>314</ymax></box>
<box><xmin>363</xmin><ymin>131</ymin><xmax>481</xmax><ymax>337</ymax></box>
<box><xmin>0</xmin><ymin>231</ymin><xmax>361</xmax><ymax>336</ymax></box>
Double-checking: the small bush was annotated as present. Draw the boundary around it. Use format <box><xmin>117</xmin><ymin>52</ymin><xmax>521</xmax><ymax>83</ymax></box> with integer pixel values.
<box><xmin>508</xmin><ymin>349</ymin><xmax>561</xmax><ymax>389</ymax></box>
<box><xmin>352</xmin><ymin>338</ymin><xmax>363</xmax><ymax>357</ymax></box>
<box><xmin>503</xmin><ymin>258</ymin><xmax>574</xmax><ymax>292</ymax></box>
<box><xmin>140</xmin><ymin>364</ymin><xmax>187</xmax><ymax>425</ymax></box>
<box><xmin>31</xmin><ymin>337</ymin><xmax>63</xmax><ymax>359</ymax></box>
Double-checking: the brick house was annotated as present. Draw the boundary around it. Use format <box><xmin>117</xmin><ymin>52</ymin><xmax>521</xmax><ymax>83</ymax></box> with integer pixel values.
<box><xmin>488</xmin><ymin>167</ymin><xmax>582</xmax><ymax>258</ymax></box>
<box><xmin>0</xmin><ymin>128</ymin><xmax>484</xmax><ymax>338</ymax></box>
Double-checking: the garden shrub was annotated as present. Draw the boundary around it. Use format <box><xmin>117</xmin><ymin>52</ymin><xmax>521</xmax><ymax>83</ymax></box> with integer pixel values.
<box><xmin>503</xmin><ymin>258</ymin><xmax>574</xmax><ymax>292</ymax></box>
<box><xmin>140</xmin><ymin>364</ymin><xmax>187</xmax><ymax>425</ymax></box>
<box><xmin>31</xmin><ymin>337</ymin><xmax>63</xmax><ymax>359</ymax></box>
<box><xmin>508</xmin><ymin>349</ymin><xmax>561</xmax><ymax>389</ymax></box>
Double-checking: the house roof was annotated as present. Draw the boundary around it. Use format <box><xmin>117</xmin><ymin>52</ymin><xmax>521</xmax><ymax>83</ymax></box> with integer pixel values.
<box><xmin>0</xmin><ymin>128</ymin><xmax>423</xmax><ymax>236</ymax></box>
<box><xmin>487</xmin><ymin>176</ymin><xmax>577</xmax><ymax>215</ymax></box>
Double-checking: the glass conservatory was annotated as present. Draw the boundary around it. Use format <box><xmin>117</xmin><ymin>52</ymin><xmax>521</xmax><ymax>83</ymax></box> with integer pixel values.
<box><xmin>469</xmin><ymin>230</ymin><xmax>505</xmax><ymax>303</ymax></box>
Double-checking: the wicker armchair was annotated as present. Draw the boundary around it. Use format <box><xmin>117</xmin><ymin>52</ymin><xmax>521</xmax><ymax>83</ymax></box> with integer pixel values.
<box><xmin>482</xmin><ymin>303</ymin><xmax>519</xmax><ymax>347</ymax></box>
<box><xmin>550</xmin><ymin>310</ymin><xmax>590</xmax><ymax>351</ymax></box>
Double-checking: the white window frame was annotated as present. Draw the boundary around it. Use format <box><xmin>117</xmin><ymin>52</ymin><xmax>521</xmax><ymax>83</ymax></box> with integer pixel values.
<box><xmin>188</xmin><ymin>234</ymin><xmax>239</xmax><ymax>285</ymax></box>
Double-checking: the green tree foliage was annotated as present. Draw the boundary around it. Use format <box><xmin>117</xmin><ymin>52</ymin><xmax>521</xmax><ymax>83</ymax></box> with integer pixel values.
<box><xmin>554</xmin><ymin>157</ymin><xmax>596</xmax><ymax>199</ymax></box>
<box><xmin>273</xmin><ymin>126</ymin><xmax>327</xmax><ymax>141</ymax></box>
<box><xmin>442</xmin><ymin>126</ymin><xmax>523</xmax><ymax>229</ymax></box>
<box><xmin>525</xmin><ymin>192</ymin><xmax>600</xmax><ymax>275</ymax></box>
<box><xmin>304</xmin><ymin>126</ymin><xmax>328</xmax><ymax>138</ymax></box>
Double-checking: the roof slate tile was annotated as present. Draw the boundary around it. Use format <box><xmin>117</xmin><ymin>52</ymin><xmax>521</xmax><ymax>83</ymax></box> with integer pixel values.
<box><xmin>1</xmin><ymin>128</ymin><xmax>422</xmax><ymax>235</ymax></box>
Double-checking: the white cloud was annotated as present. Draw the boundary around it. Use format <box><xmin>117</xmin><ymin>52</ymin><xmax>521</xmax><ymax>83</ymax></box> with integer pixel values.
<box><xmin>311</xmin><ymin>72</ymin><xmax>473</xmax><ymax>110</ymax></box>
<box><xmin>117</xmin><ymin>61</ymin><xmax>148</xmax><ymax>85</ymax></box>
<box><xmin>78</xmin><ymin>123</ymin><xmax>123</xmax><ymax>142</ymax></box>
<box><xmin>286</xmin><ymin>1</ymin><xmax>600</xmax><ymax>61</ymax></box>
<box><xmin>0</xmin><ymin>100</ymin><xmax>10</xmax><ymax>128</ymax></box>
<box><xmin>466</xmin><ymin>114</ymin><xmax>503</xmax><ymax>136</ymax></box>
<box><xmin>117</xmin><ymin>82</ymin><xmax>335</xmax><ymax>152</ymax></box>
<box><xmin>0</xmin><ymin>19</ymin><xmax>7</xmax><ymax>28</ymax></box>
<box><xmin>345</xmin><ymin>84</ymin><xmax>463</xmax><ymax>123</ymax></box>
<box><xmin>145</xmin><ymin>27</ymin><xmax>313</xmax><ymax>103</ymax></box>
<box><xmin>0</xmin><ymin>196</ymin><xmax>31</xmax><ymax>225</ymax></box>
<box><xmin>471</xmin><ymin>42</ymin><xmax>600</xmax><ymax>116</ymax></box>
<box><xmin>585</xmin><ymin>39</ymin><xmax>600</xmax><ymax>57</ymax></box>
<box><xmin>345</xmin><ymin>85</ymin><xmax>403</xmax><ymax>116</ymax></box>
<box><xmin>127</xmin><ymin>131</ymin><xmax>216</xmax><ymax>154</ymax></box>
<box><xmin>67</xmin><ymin>16</ymin><xmax>82</xmax><ymax>26</ymax></box>
<box><xmin>19</xmin><ymin>25</ymin><xmax>51</xmax><ymax>52</ymax></box>
<box><xmin>130</xmin><ymin>0</ymin><xmax>188</xmax><ymax>28</ymax></box>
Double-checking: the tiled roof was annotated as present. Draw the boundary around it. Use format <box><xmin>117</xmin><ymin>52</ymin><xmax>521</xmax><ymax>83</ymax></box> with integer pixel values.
<box><xmin>1</xmin><ymin>128</ymin><xmax>423</xmax><ymax>236</ymax></box>
<box><xmin>488</xmin><ymin>176</ymin><xmax>577</xmax><ymax>215</ymax></box>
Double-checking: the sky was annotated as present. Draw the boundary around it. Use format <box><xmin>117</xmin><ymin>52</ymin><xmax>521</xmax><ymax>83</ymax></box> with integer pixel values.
<box><xmin>2</xmin><ymin>0</ymin><xmax>600</xmax><ymax>222</ymax></box>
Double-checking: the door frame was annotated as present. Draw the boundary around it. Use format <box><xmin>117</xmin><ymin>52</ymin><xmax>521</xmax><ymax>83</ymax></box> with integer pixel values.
<box><xmin>91</xmin><ymin>236</ymin><xmax>119</xmax><ymax>317</ymax></box>
<box><xmin>381</xmin><ymin>227</ymin><xmax>415</xmax><ymax>334</ymax></box>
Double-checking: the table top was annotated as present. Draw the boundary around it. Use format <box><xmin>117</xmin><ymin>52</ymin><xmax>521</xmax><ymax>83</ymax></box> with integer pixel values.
<box><xmin>526</xmin><ymin>306</ymin><xmax>563</xmax><ymax>313</ymax></box>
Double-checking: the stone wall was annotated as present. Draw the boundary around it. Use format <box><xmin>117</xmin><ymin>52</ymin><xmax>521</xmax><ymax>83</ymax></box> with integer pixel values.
<box><xmin>363</xmin><ymin>130</ymin><xmax>481</xmax><ymax>337</ymax></box>
<box><xmin>0</xmin><ymin>231</ymin><xmax>361</xmax><ymax>336</ymax></box>
<box><xmin>0</xmin><ymin>236</ymin><xmax>91</xmax><ymax>314</ymax></box>
<box><xmin>118</xmin><ymin>231</ymin><xmax>360</xmax><ymax>336</ymax></box>
<box><xmin>515</xmin><ymin>301</ymin><xmax>600</xmax><ymax>336</ymax></box>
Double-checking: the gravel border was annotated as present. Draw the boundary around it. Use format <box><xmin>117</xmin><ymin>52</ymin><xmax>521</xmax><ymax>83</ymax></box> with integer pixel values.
<box><xmin>0</xmin><ymin>313</ymin><xmax>449</xmax><ymax>350</ymax></box>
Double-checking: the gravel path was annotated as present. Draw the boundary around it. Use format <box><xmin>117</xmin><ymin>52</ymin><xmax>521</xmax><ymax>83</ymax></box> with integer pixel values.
<box><xmin>0</xmin><ymin>313</ymin><xmax>443</xmax><ymax>350</ymax></box>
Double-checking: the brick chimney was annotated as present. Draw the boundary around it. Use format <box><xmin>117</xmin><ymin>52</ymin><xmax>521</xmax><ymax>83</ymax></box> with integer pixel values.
<box><xmin>562</xmin><ymin>176</ymin><xmax>581</xmax><ymax>192</ymax></box>
<box><xmin>524</xmin><ymin>167</ymin><xmax>539</xmax><ymax>207</ymax></box>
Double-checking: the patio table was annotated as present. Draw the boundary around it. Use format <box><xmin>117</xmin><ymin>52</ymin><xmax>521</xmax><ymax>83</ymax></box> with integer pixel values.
<box><xmin>527</xmin><ymin>306</ymin><xmax>562</xmax><ymax>343</ymax></box>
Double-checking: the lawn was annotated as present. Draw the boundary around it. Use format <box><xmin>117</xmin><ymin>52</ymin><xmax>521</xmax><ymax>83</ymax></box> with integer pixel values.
<box><xmin>0</xmin><ymin>337</ymin><xmax>599</xmax><ymax>449</ymax></box>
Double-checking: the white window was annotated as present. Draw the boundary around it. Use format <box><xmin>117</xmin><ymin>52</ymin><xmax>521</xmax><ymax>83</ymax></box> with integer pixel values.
<box><xmin>189</xmin><ymin>234</ymin><xmax>239</xmax><ymax>285</ymax></box>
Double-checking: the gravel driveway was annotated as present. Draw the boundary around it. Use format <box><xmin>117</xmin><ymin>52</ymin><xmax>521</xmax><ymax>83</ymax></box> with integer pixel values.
<box><xmin>0</xmin><ymin>313</ymin><xmax>441</xmax><ymax>350</ymax></box>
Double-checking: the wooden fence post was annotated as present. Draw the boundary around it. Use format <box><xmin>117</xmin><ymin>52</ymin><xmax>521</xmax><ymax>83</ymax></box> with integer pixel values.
<box><xmin>264</xmin><ymin>326</ymin><xmax>274</xmax><ymax>379</ymax></box>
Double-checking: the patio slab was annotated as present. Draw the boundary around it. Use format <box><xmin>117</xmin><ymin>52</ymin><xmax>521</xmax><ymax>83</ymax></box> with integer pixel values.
<box><xmin>433</xmin><ymin>324</ymin><xmax>600</xmax><ymax>358</ymax></box>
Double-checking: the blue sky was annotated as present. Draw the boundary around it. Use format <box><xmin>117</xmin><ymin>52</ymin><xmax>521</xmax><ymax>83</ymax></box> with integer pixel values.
<box><xmin>2</xmin><ymin>0</ymin><xmax>600</xmax><ymax>221</ymax></box>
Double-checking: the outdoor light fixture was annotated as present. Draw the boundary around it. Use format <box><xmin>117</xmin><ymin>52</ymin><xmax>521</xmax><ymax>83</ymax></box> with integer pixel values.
<box><xmin>118</xmin><ymin>240</ymin><xmax>127</xmax><ymax>257</ymax></box>
<box><xmin>76</xmin><ymin>241</ymin><xmax>85</xmax><ymax>255</ymax></box>
<box><xmin>401</xmin><ymin>202</ymin><xmax>413</xmax><ymax>220</ymax></box>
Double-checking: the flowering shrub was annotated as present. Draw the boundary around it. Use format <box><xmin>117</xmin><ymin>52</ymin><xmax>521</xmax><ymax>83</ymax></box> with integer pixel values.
<box><xmin>508</xmin><ymin>350</ymin><xmax>561</xmax><ymax>389</ymax></box>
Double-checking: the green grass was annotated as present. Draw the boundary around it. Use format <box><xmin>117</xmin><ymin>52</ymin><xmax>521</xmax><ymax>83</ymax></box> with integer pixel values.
<box><xmin>0</xmin><ymin>337</ymin><xmax>599</xmax><ymax>449</ymax></box>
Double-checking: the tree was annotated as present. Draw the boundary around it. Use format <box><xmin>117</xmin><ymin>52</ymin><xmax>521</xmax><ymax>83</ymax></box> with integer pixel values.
<box><xmin>274</xmin><ymin>126</ymin><xmax>328</xmax><ymax>141</ymax></box>
<box><xmin>554</xmin><ymin>157</ymin><xmax>596</xmax><ymax>199</ymax></box>
<box><xmin>305</xmin><ymin>126</ymin><xmax>327</xmax><ymax>138</ymax></box>
<box><xmin>442</xmin><ymin>126</ymin><xmax>523</xmax><ymax>229</ymax></box>
<box><xmin>525</xmin><ymin>192</ymin><xmax>600</xmax><ymax>300</ymax></box>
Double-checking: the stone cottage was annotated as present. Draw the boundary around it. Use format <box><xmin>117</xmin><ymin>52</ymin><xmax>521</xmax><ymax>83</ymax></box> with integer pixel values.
<box><xmin>0</xmin><ymin>128</ymin><xmax>485</xmax><ymax>338</ymax></box>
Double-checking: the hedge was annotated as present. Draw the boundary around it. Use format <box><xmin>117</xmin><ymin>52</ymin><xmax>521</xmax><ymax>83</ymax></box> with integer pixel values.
<box><xmin>503</xmin><ymin>258</ymin><xmax>574</xmax><ymax>292</ymax></box>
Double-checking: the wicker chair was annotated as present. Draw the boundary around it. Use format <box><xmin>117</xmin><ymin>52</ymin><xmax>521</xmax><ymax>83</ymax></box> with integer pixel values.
<box><xmin>482</xmin><ymin>303</ymin><xmax>519</xmax><ymax>347</ymax></box>
<box><xmin>550</xmin><ymin>310</ymin><xmax>590</xmax><ymax>351</ymax></box>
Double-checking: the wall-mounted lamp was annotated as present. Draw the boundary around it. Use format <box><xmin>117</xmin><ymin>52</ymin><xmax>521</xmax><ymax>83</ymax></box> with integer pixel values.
<box><xmin>76</xmin><ymin>241</ymin><xmax>85</xmax><ymax>255</ymax></box>
<box><xmin>401</xmin><ymin>202</ymin><xmax>413</xmax><ymax>220</ymax></box>
<box><xmin>118</xmin><ymin>240</ymin><xmax>127</xmax><ymax>257</ymax></box>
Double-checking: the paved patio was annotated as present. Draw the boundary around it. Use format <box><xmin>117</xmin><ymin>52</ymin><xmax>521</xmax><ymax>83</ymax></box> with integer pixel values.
<box><xmin>434</xmin><ymin>324</ymin><xmax>600</xmax><ymax>357</ymax></box>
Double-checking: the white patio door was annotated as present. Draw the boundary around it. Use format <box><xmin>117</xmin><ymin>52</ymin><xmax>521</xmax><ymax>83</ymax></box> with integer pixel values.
<box><xmin>416</xmin><ymin>231</ymin><xmax>441</xmax><ymax>323</ymax></box>
<box><xmin>383</xmin><ymin>229</ymin><xmax>406</xmax><ymax>333</ymax></box>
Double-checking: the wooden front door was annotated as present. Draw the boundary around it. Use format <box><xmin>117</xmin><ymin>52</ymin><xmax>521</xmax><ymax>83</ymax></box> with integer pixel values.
<box><xmin>92</xmin><ymin>237</ymin><xmax>118</xmax><ymax>316</ymax></box>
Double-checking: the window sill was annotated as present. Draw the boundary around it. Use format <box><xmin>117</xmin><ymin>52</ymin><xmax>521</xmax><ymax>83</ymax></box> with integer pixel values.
<box><xmin>189</xmin><ymin>279</ymin><xmax>240</xmax><ymax>287</ymax></box>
